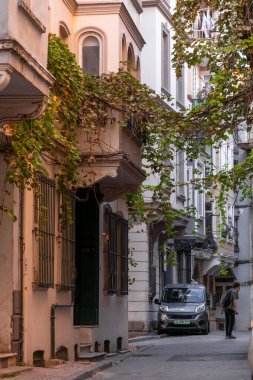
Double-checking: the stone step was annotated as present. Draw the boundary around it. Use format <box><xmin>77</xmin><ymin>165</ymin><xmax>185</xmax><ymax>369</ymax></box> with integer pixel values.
<box><xmin>78</xmin><ymin>352</ymin><xmax>105</xmax><ymax>362</ymax></box>
<box><xmin>0</xmin><ymin>353</ymin><xmax>17</xmax><ymax>369</ymax></box>
<box><xmin>0</xmin><ymin>366</ymin><xmax>32</xmax><ymax>378</ymax></box>
<box><xmin>79</xmin><ymin>343</ymin><xmax>92</xmax><ymax>354</ymax></box>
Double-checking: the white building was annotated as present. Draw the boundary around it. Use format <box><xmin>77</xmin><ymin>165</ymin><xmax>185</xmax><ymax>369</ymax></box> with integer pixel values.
<box><xmin>128</xmin><ymin>0</ymin><xmax>237</xmax><ymax>335</ymax></box>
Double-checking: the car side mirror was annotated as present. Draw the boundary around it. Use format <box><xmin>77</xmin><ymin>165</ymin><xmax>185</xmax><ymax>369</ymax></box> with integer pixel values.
<box><xmin>154</xmin><ymin>298</ymin><xmax>160</xmax><ymax>305</ymax></box>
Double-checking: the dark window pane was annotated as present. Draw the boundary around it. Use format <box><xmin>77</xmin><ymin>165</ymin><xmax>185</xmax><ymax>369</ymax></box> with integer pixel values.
<box><xmin>82</xmin><ymin>36</ymin><xmax>100</xmax><ymax>75</ymax></box>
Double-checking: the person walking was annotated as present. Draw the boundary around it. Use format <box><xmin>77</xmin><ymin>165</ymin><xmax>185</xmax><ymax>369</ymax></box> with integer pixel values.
<box><xmin>224</xmin><ymin>282</ymin><xmax>240</xmax><ymax>339</ymax></box>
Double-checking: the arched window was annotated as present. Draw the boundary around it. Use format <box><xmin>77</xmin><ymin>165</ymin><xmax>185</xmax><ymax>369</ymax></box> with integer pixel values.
<box><xmin>121</xmin><ymin>35</ymin><xmax>127</xmax><ymax>65</ymax></box>
<box><xmin>136</xmin><ymin>57</ymin><xmax>140</xmax><ymax>80</ymax></box>
<box><xmin>82</xmin><ymin>35</ymin><xmax>100</xmax><ymax>75</ymax></box>
<box><xmin>127</xmin><ymin>44</ymin><xmax>135</xmax><ymax>75</ymax></box>
<box><xmin>59</xmin><ymin>22</ymin><xmax>70</xmax><ymax>45</ymax></box>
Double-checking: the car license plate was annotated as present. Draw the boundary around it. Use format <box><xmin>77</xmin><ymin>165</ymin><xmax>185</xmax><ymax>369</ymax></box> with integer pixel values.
<box><xmin>173</xmin><ymin>320</ymin><xmax>190</xmax><ymax>325</ymax></box>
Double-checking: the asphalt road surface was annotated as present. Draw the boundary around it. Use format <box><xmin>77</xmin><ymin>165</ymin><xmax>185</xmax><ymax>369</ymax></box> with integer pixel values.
<box><xmin>93</xmin><ymin>331</ymin><xmax>251</xmax><ymax>380</ymax></box>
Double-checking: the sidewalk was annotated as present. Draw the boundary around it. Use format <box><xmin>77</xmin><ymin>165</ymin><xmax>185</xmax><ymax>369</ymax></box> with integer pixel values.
<box><xmin>0</xmin><ymin>335</ymin><xmax>158</xmax><ymax>380</ymax></box>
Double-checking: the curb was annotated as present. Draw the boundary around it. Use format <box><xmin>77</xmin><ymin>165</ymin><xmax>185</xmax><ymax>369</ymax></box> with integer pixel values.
<box><xmin>68</xmin><ymin>344</ymin><xmax>150</xmax><ymax>380</ymax></box>
<box><xmin>67</xmin><ymin>360</ymin><xmax>113</xmax><ymax>380</ymax></box>
<box><xmin>0</xmin><ymin>366</ymin><xmax>33</xmax><ymax>379</ymax></box>
<box><xmin>128</xmin><ymin>334</ymin><xmax>167</xmax><ymax>343</ymax></box>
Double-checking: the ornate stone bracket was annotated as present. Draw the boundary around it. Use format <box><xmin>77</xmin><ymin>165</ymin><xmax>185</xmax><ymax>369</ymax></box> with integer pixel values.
<box><xmin>0</xmin><ymin>71</ymin><xmax>11</xmax><ymax>91</ymax></box>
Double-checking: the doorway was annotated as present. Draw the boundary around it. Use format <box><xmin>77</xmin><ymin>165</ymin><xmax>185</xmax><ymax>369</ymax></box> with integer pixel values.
<box><xmin>74</xmin><ymin>187</ymin><xmax>99</xmax><ymax>325</ymax></box>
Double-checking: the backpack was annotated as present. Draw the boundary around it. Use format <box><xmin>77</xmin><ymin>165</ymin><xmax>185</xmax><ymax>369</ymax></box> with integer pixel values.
<box><xmin>220</xmin><ymin>289</ymin><xmax>232</xmax><ymax>308</ymax></box>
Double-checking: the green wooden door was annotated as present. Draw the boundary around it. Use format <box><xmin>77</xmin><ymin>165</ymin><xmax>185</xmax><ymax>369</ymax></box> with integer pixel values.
<box><xmin>74</xmin><ymin>188</ymin><xmax>99</xmax><ymax>325</ymax></box>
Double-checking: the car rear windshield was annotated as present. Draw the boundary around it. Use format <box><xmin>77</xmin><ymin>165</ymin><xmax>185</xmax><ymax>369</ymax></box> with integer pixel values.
<box><xmin>162</xmin><ymin>288</ymin><xmax>205</xmax><ymax>303</ymax></box>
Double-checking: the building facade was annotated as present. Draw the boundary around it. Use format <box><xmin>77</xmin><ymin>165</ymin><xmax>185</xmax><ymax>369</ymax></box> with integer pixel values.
<box><xmin>128</xmin><ymin>1</ymin><xmax>237</xmax><ymax>335</ymax></box>
<box><xmin>0</xmin><ymin>0</ymin><xmax>145</xmax><ymax>367</ymax></box>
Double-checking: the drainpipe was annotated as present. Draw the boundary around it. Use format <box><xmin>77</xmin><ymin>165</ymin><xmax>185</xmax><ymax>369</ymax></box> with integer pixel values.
<box><xmin>50</xmin><ymin>304</ymin><xmax>73</xmax><ymax>359</ymax></box>
<box><xmin>19</xmin><ymin>190</ymin><xmax>24</xmax><ymax>362</ymax></box>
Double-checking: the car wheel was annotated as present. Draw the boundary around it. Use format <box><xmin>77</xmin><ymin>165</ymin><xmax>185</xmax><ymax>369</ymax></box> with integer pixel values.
<box><xmin>202</xmin><ymin>322</ymin><xmax>209</xmax><ymax>335</ymax></box>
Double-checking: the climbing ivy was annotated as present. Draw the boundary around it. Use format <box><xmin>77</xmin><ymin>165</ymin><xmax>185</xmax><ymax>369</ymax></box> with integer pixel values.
<box><xmin>2</xmin><ymin>22</ymin><xmax>252</xmax><ymax>270</ymax></box>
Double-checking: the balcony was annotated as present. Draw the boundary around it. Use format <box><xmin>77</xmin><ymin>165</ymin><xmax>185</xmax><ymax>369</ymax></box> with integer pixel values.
<box><xmin>0</xmin><ymin>0</ymin><xmax>54</xmax><ymax>124</ymax></box>
<box><xmin>79</xmin><ymin>114</ymin><xmax>145</xmax><ymax>201</ymax></box>
<box><xmin>237</xmin><ymin>127</ymin><xmax>253</xmax><ymax>150</ymax></box>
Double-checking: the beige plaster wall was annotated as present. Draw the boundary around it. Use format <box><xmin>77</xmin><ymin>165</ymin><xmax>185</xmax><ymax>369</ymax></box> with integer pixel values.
<box><xmin>22</xmin><ymin>169</ymin><xmax>79</xmax><ymax>364</ymax></box>
<box><xmin>49</xmin><ymin>0</ymin><xmax>74</xmax><ymax>49</ymax></box>
<box><xmin>0</xmin><ymin>156</ymin><xmax>15</xmax><ymax>352</ymax></box>
<box><xmin>49</xmin><ymin>0</ymin><xmax>141</xmax><ymax>72</ymax></box>
<box><xmin>6</xmin><ymin>0</ymin><xmax>49</xmax><ymax>66</ymax></box>
<box><xmin>19</xmin><ymin>0</ymin><xmax>143</xmax><ymax>362</ymax></box>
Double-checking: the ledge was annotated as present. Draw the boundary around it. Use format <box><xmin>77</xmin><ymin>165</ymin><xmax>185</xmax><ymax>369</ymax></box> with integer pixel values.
<box><xmin>142</xmin><ymin>0</ymin><xmax>172</xmax><ymax>23</ymax></box>
<box><xmin>18</xmin><ymin>0</ymin><xmax>46</xmax><ymax>33</ymax></box>
<box><xmin>0</xmin><ymin>37</ymin><xmax>54</xmax><ymax>87</ymax></box>
<box><xmin>81</xmin><ymin>152</ymin><xmax>145</xmax><ymax>201</ymax></box>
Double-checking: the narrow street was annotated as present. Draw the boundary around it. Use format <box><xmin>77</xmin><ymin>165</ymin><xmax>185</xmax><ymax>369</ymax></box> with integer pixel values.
<box><xmin>93</xmin><ymin>331</ymin><xmax>251</xmax><ymax>380</ymax></box>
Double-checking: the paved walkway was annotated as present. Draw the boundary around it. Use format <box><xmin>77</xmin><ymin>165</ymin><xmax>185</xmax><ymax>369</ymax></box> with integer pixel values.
<box><xmin>0</xmin><ymin>351</ymin><xmax>136</xmax><ymax>380</ymax></box>
<box><xmin>0</xmin><ymin>332</ymin><xmax>251</xmax><ymax>380</ymax></box>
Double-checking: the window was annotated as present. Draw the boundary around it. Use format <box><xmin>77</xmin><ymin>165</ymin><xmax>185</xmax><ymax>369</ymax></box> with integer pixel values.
<box><xmin>176</xmin><ymin>149</ymin><xmax>185</xmax><ymax>197</ymax></box>
<box><xmin>186</xmin><ymin>165</ymin><xmax>194</xmax><ymax>209</ymax></box>
<box><xmin>197</xmin><ymin>164</ymin><xmax>204</xmax><ymax>218</ymax></box>
<box><xmin>148</xmin><ymin>236</ymin><xmax>155</xmax><ymax>298</ymax></box>
<box><xmin>118</xmin><ymin>217</ymin><xmax>128</xmax><ymax>295</ymax></box>
<box><xmin>176</xmin><ymin>69</ymin><xmax>185</xmax><ymax>106</ymax></box>
<box><xmin>34</xmin><ymin>176</ymin><xmax>55</xmax><ymax>288</ymax></box>
<box><xmin>58</xmin><ymin>191</ymin><xmax>75</xmax><ymax>289</ymax></box>
<box><xmin>121</xmin><ymin>34</ymin><xmax>127</xmax><ymax>63</ymax></box>
<box><xmin>59</xmin><ymin>23</ymin><xmax>70</xmax><ymax>45</ymax></box>
<box><xmin>82</xmin><ymin>35</ymin><xmax>100</xmax><ymax>75</ymax></box>
<box><xmin>136</xmin><ymin>57</ymin><xmax>141</xmax><ymax>80</ymax></box>
<box><xmin>161</xmin><ymin>26</ymin><xmax>170</xmax><ymax>92</ymax></box>
<box><xmin>127</xmin><ymin>44</ymin><xmax>135</xmax><ymax>75</ymax></box>
<box><xmin>104</xmin><ymin>207</ymin><xmax>128</xmax><ymax>295</ymax></box>
<box><xmin>192</xmin><ymin>9</ymin><xmax>215</xmax><ymax>39</ymax></box>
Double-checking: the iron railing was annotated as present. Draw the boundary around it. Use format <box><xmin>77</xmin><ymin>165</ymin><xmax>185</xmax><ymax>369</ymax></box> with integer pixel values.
<box><xmin>35</xmin><ymin>176</ymin><xmax>55</xmax><ymax>288</ymax></box>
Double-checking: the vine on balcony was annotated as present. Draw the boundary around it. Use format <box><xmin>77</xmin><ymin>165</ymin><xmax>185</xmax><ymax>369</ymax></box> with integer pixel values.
<box><xmin>1</xmin><ymin>28</ymin><xmax>249</xmax><ymax>267</ymax></box>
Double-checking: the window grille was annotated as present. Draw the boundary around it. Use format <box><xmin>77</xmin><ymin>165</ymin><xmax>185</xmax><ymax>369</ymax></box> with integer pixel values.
<box><xmin>59</xmin><ymin>192</ymin><xmax>76</xmax><ymax>289</ymax></box>
<box><xmin>119</xmin><ymin>218</ymin><xmax>128</xmax><ymax>295</ymax></box>
<box><xmin>34</xmin><ymin>176</ymin><xmax>55</xmax><ymax>288</ymax></box>
<box><xmin>108</xmin><ymin>212</ymin><xmax>117</xmax><ymax>294</ymax></box>
<box><xmin>104</xmin><ymin>208</ymin><xmax>128</xmax><ymax>295</ymax></box>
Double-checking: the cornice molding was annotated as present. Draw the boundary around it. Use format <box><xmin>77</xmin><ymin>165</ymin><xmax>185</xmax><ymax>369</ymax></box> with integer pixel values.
<box><xmin>61</xmin><ymin>1</ymin><xmax>145</xmax><ymax>49</ymax></box>
<box><xmin>119</xmin><ymin>4</ymin><xmax>145</xmax><ymax>49</ymax></box>
<box><xmin>142</xmin><ymin>0</ymin><xmax>172</xmax><ymax>23</ymax></box>
<box><xmin>62</xmin><ymin>0</ymin><xmax>77</xmax><ymax>14</ymax></box>
<box><xmin>62</xmin><ymin>0</ymin><xmax>143</xmax><ymax>15</ymax></box>
<box><xmin>75</xmin><ymin>2</ymin><xmax>122</xmax><ymax>15</ymax></box>
<box><xmin>131</xmin><ymin>0</ymin><xmax>143</xmax><ymax>14</ymax></box>
<box><xmin>0</xmin><ymin>38</ymin><xmax>55</xmax><ymax>86</ymax></box>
